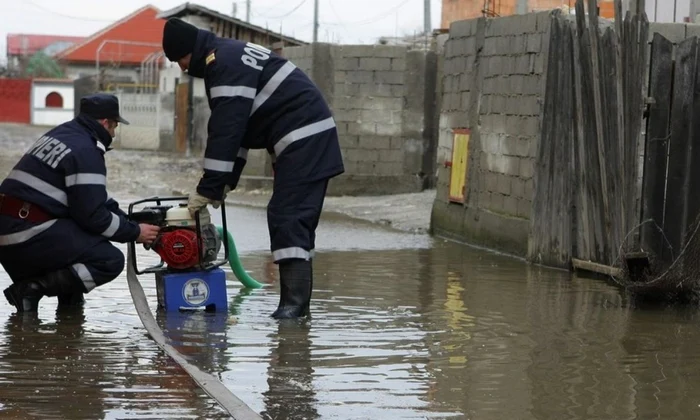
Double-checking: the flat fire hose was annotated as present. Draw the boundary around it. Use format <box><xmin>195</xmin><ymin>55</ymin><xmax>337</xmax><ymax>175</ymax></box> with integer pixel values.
<box><xmin>126</xmin><ymin>246</ymin><xmax>263</xmax><ymax>420</ymax></box>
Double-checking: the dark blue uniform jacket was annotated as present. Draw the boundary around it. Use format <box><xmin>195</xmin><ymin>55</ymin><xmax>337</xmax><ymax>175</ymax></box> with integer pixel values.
<box><xmin>187</xmin><ymin>30</ymin><xmax>345</xmax><ymax>200</ymax></box>
<box><xmin>0</xmin><ymin>114</ymin><xmax>140</xmax><ymax>250</ymax></box>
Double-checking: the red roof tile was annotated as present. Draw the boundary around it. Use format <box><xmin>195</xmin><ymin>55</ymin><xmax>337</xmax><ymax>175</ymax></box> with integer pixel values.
<box><xmin>56</xmin><ymin>5</ymin><xmax>165</xmax><ymax>66</ymax></box>
<box><xmin>6</xmin><ymin>34</ymin><xmax>85</xmax><ymax>56</ymax></box>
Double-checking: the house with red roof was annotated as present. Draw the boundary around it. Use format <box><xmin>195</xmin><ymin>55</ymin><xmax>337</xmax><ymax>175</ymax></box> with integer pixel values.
<box><xmin>55</xmin><ymin>4</ymin><xmax>166</xmax><ymax>82</ymax></box>
<box><xmin>5</xmin><ymin>34</ymin><xmax>85</xmax><ymax>76</ymax></box>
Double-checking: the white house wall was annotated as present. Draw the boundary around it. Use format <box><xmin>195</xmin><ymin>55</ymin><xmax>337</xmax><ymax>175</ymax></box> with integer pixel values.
<box><xmin>160</xmin><ymin>65</ymin><xmax>206</xmax><ymax>97</ymax></box>
<box><xmin>31</xmin><ymin>83</ymin><xmax>74</xmax><ymax>126</ymax></box>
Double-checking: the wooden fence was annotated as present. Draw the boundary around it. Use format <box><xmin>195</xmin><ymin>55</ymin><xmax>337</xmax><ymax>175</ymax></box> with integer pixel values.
<box><xmin>529</xmin><ymin>0</ymin><xmax>649</xmax><ymax>270</ymax></box>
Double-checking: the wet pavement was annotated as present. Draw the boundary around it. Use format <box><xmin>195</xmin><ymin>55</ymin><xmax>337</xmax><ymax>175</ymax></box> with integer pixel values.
<box><xmin>3</xmin><ymin>124</ymin><xmax>700</xmax><ymax>419</ymax></box>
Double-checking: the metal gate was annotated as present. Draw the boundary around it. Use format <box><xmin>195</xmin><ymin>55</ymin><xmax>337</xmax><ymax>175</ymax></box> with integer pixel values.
<box><xmin>115</xmin><ymin>92</ymin><xmax>161</xmax><ymax>150</ymax></box>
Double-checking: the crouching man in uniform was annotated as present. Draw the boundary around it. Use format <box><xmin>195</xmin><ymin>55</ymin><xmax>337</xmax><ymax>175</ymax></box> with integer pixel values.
<box><xmin>161</xmin><ymin>18</ymin><xmax>345</xmax><ymax>319</ymax></box>
<box><xmin>0</xmin><ymin>94</ymin><xmax>160</xmax><ymax>312</ymax></box>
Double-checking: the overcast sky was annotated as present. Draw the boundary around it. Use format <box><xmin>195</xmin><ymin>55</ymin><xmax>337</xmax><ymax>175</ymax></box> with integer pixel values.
<box><xmin>0</xmin><ymin>0</ymin><xmax>443</xmax><ymax>63</ymax></box>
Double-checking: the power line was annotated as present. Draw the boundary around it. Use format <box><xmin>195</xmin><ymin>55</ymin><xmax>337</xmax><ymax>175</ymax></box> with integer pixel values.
<box><xmin>322</xmin><ymin>0</ymin><xmax>413</xmax><ymax>26</ymax></box>
<box><xmin>22</xmin><ymin>0</ymin><xmax>116</xmax><ymax>22</ymax></box>
<box><xmin>255</xmin><ymin>0</ymin><xmax>308</xmax><ymax>19</ymax></box>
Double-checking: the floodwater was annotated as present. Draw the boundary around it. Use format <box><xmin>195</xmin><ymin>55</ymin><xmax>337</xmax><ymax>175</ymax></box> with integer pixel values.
<box><xmin>3</xmin><ymin>126</ymin><xmax>700</xmax><ymax>419</ymax></box>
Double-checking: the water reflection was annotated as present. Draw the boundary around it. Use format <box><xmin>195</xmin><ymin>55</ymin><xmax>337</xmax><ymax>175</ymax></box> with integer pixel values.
<box><xmin>7</xmin><ymin>197</ymin><xmax>700</xmax><ymax>418</ymax></box>
<box><xmin>261</xmin><ymin>320</ymin><xmax>318</xmax><ymax>420</ymax></box>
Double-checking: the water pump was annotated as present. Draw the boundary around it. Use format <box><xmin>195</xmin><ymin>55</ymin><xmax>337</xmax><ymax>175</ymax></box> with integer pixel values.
<box><xmin>127</xmin><ymin>196</ymin><xmax>231</xmax><ymax>312</ymax></box>
<box><xmin>130</xmin><ymin>203</ymin><xmax>221</xmax><ymax>270</ymax></box>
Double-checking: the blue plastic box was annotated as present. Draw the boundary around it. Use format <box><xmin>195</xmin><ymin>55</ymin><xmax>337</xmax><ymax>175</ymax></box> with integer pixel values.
<box><xmin>155</xmin><ymin>268</ymin><xmax>228</xmax><ymax>312</ymax></box>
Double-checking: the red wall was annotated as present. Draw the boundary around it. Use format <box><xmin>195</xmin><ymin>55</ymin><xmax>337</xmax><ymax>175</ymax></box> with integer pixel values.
<box><xmin>0</xmin><ymin>79</ymin><xmax>31</xmax><ymax>124</ymax></box>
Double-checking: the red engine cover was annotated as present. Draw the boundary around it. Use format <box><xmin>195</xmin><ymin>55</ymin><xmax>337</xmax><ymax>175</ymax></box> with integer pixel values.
<box><xmin>154</xmin><ymin>228</ymin><xmax>201</xmax><ymax>269</ymax></box>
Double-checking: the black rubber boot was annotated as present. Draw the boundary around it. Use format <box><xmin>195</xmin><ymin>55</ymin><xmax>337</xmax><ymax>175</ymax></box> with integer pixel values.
<box><xmin>303</xmin><ymin>259</ymin><xmax>313</xmax><ymax>316</ymax></box>
<box><xmin>57</xmin><ymin>292</ymin><xmax>85</xmax><ymax>308</ymax></box>
<box><xmin>271</xmin><ymin>259</ymin><xmax>312</xmax><ymax>319</ymax></box>
<box><xmin>3</xmin><ymin>268</ymin><xmax>84</xmax><ymax>312</ymax></box>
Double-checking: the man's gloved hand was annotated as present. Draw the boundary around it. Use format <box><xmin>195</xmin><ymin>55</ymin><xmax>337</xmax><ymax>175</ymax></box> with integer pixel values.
<box><xmin>187</xmin><ymin>192</ymin><xmax>221</xmax><ymax>218</ymax></box>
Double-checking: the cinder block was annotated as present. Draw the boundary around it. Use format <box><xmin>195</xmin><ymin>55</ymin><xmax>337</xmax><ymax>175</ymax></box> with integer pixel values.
<box><xmin>335</xmin><ymin>121</ymin><xmax>349</xmax><ymax>134</ymax></box>
<box><xmin>363</xmin><ymin>97</ymin><xmax>403</xmax><ymax>111</ymax></box>
<box><xmin>528</xmin><ymin>137</ymin><xmax>539</xmax><ymax>157</ymax></box>
<box><xmin>511</xmin><ymin>178</ymin><xmax>526</xmax><ymax>198</ymax></box>
<box><xmin>338</xmin><ymin>58</ymin><xmax>361</xmax><ymax>71</ymax></box>
<box><xmin>522</xmin><ymin>116</ymin><xmax>540</xmax><ymax>137</ymax></box>
<box><xmin>361</xmin><ymin>109</ymin><xmax>401</xmax><ymax>124</ymax></box>
<box><xmin>359</xmin><ymin>135</ymin><xmax>392</xmax><ymax>150</ymax></box>
<box><xmin>379</xmin><ymin>149</ymin><xmax>402</xmax><ymax>162</ymax></box>
<box><xmin>524</xmin><ymin>178</ymin><xmax>534</xmax><ymax>198</ymax></box>
<box><xmin>482</xmin><ymin>132</ymin><xmax>500</xmax><ymax>154</ymax></box>
<box><xmin>513</xmin><ymin>54</ymin><xmax>531</xmax><ymax>74</ymax></box>
<box><xmin>490</xmin><ymin>192</ymin><xmax>505</xmax><ymax>212</ymax></box>
<box><xmin>518</xmin><ymin>95</ymin><xmax>540</xmax><ymax>116</ymax></box>
<box><xmin>496</xmin><ymin>174</ymin><xmax>511</xmax><ymax>195</ymax></box>
<box><xmin>517</xmin><ymin>198</ymin><xmax>532</xmax><ymax>219</ymax></box>
<box><xmin>450</xmin><ymin>19</ymin><xmax>475</xmax><ymax>38</ymax></box>
<box><xmin>521</xmin><ymin>75</ymin><xmax>542</xmax><ymax>95</ymax></box>
<box><xmin>390</xmin><ymin>137</ymin><xmax>404</xmax><ymax>150</ymax></box>
<box><xmin>519</xmin><ymin>157</ymin><xmax>535</xmax><ymax>179</ymax></box>
<box><xmin>485</xmin><ymin>172</ymin><xmax>498</xmax><ymax>192</ymax></box>
<box><xmin>360</xmin><ymin>57</ymin><xmax>392</xmax><ymax>71</ymax></box>
<box><xmin>333</xmin><ymin>109</ymin><xmax>360</xmax><ymax>122</ymax></box>
<box><xmin>375</xmin><ymin>123</ymin><xmax>403</xmax><ymax>136</ymax></box>
<box><xmin>535</xmin><ymin>11</ymin><xmax>554</xmax><ymax>33</ymax></box>
<box><xmin>483</xmin><ymin>37</ymin><xmax>499</xmax><ymax>56</ymax></box>
<box><xmin>343</xmin><ymin>148</ymin><xmax>365</xmax><ymax>162</ymax></box>
<box><xmin>504</xmin><ymin>195</ymin><xmax>519</xmax><ymax>216</ymax></box>
<box><xmin>339</xmin><ymin>135</ymin><xmax>359</xmax><ymax>149</ymax></box>
<box><xmin>391</xmin><ymin>85</ymin><xmax>406</xmax><ymax>97</ymax></box>
<box><xmin>460</xmin><ymin>92</ymin><xmax>471</xmax><ymax>108</ymax></box>
<box><xmin>346</xmin><ymin>70</ymin><xmax>374</xmax><ymax>84</ymax></box>
<box><xmin>374</xmin><ymin>45</ymin><xmax>408</xmax><ymax>58</ymax></box>
<box><xmin>391</xmin><ymin>58</ymin><xmax>406</xmax><ymax>71</ymax></box>
<box><xmin>346</xmin><ymin>122</ymin><xmax>372</xmax><ymax>136</ymax></box>
<box><xmin>526</xmin><ymin>33</ymin><xmax>542</xmax><ymax>53</ymax></box>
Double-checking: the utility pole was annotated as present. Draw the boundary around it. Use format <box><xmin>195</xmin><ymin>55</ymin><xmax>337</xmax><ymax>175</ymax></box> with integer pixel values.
<box><xmin>424</xmin><ymin>0</ymin><xmax>431</xmax><ymax>34</ymax></box>
<box><xmin>313</xmin><ymin>0</ymin><xmax>319</xmax><ymax>42</ymax></box>
<box><xmin>246</xmin><ymin>0</ymin><xmax>251</xmax><ymax>22</ymax></box>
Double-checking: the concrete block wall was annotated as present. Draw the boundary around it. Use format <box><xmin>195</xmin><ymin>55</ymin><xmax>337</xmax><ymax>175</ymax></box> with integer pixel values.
<box><xmin>282</xmin><ymin>43</ymin><xmax>438</xmax><ymax>195</ymax></box>
<box><xmin>431</xmin><ymin>11</ymin><xmax>553</xmax><ymax>256</ymax></box>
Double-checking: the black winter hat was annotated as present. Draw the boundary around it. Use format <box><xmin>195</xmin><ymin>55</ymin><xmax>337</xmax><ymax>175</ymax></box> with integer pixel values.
<box><xmin>162</xmin><ymin>18</ymin><xmax>199</xmax><ymax>61</ymax></box>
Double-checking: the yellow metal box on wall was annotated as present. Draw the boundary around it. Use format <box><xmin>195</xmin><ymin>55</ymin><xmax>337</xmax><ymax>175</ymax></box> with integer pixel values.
<box><xmin>447</xmin><ymin>128</ymin><xmax>470</xmax><ymax>203</ymax></box>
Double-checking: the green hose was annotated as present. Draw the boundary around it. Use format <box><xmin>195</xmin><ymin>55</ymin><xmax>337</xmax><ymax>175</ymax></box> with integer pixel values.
<box><xmin>216</xmin><ymin>225</ymin><xmax>265</xmax><ymax>289</ymax></box>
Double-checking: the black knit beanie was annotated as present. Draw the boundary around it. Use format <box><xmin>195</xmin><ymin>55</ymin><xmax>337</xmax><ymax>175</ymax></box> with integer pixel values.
<box><xmin>162</xmin><ymin>18</ymin><xmax>199</xmax><ymax>61</ymax></box>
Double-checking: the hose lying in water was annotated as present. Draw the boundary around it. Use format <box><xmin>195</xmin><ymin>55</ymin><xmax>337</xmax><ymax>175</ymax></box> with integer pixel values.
<box><xmin>216</xmin><ymin>225</ymin><xmax>265</xmax><ymax>289</ymax></box>
<box><xmin>125</xmin><ymin>225</ymin><xmax>265</xmax><ymax>418</ymax></box>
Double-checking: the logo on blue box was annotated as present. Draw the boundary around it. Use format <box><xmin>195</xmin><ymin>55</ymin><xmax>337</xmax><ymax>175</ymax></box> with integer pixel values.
<box><xmin>183</xmin><ymin>278</ymin><xmax>209</xmax><ymax>306</ymax></box>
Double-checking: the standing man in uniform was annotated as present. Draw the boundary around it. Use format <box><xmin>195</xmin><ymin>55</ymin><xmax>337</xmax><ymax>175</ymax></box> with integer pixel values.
<box><xmin>161</xmin><ymin>18</ymin><xmax>344</xmax><ymax>319</ymax></box>
<box><xmin>0</xmin><ymin>94</ymin><xmax>160</xmax><ymax>313</ymax></box>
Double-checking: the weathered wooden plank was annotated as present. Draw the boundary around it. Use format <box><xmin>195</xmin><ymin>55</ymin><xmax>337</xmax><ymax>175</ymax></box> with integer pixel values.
<box><xmin>529</xmin><ymin>15</ymin><xmax>561</xmax><ymax>265</ymax></box>
<box><xmin>626</xmin><ymin>13</ymin><xmax>650</xmax><ymax>246</ymax></box>
<box><xmin>663</xmin><ymin>37</ymin><xmax>698</xmax><ymax>264</ymax></box>
<box><xmin>586</xmin><ymin>0</ymin><xmax>613</xmax><ymax>264</ymax></box>
<box><xmin>530</xmin><ymin>14</ymin><xmax>576</xmax><ymax>267</ymax></box>
<box><xmin>602</xmin><ymin>28</ymin><xmax>625</xmax><ymax>260</ymax></box>
<box><xmin>555</xmin><ymin>21</ymin><xmax>575</xmax><ymax>266</ymax></box>
<box><xmin>640</xmin><ymin>33</ymin><xmax>673</xmax><ymax>261</ymax></box>
<box><xmin>580</xmin><ymin>27</ymin><xmax>608</xmax><ymax>264</ymax></box>
<box><xmin>572</xmin><ymin>258</ymin><xmax>625</xmax><ymax>278</ymax></box>
<box><xmin>685</xmin><ymin>38</ymin><xmax>700</xmax><ymax>252</ymax></box>
<box><xmin>572</xmin><ymin>20</ymin><xmax>591</xmax><ymax>261</ymax></box>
